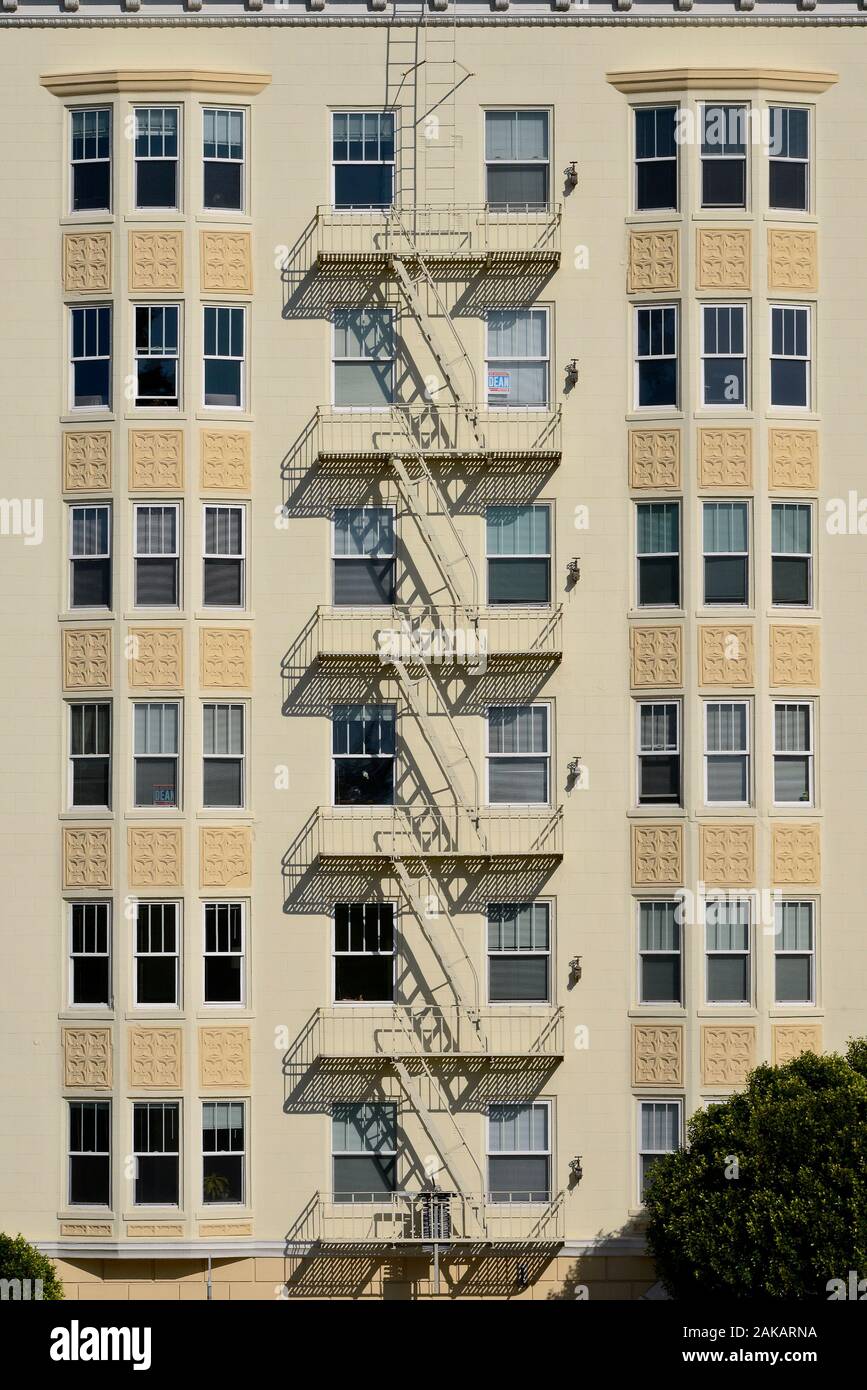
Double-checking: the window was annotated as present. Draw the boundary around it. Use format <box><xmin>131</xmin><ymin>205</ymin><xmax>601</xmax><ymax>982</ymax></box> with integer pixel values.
<box><xmin>134</xmin><ymin>107</ymin><xmax>179</xmax><ymax>210</ymax></box>
<box><xmin>702</xmin><ymin>304</ymin><xmax>747</xmax><ymax>408</ymax></box>
<box><xmin>203</xmin><ymin>506</ymin><xmax>245</xmax><ymax>607</ymax></box>
<box><xmin>703</xmin><ymin>501</ymin><xmax>749</xmax><ymax>605</ymax></box>
<box><xmin>770</xmin><ymin>305</ymin><xmax>811</xmax><ymax>409</ymax></box>
<box><xmin>69</xmin><ymin>702</ymin><xmax>111</xmax><ymax>808</ymax></box>
<box><xmin>487</xmin><ymin>1102</ymin><xmax>550</xmax><ymax>1203</ymax></box>
<box><xmin>769</xmin><ymin>107</ymin><xmax>809</xmax><ymax>212</ymax></box>
<box><xmin>202</xmin><ymin>1102</ymin><xmax>245</xmax><ymax>1204</ymax></box>
<box><xmin>486</xmin><ymin>309</ymin><xmax>549</xmax><ymax>409</ymax></box>
<box><xmin>772</xmin><ymin>503</ymin><xmax>812</xmax><ymax>606</ymax></box>
<box><xmin>203</xmin><ymin>703</ymin><xmax>244</xmax><ymax>808</ymax></box>
<box><xmin>133</xmin><ymin>702</ymin><xmax>180</xmax><ymax>808</ymax></box>
<box><xmin>638</xmin><ymin>902</ymin><xmax>682</xmax><ymax>1005</ymax></box>
<box><xmin>334</xmin><ymin>903</ymin><xmax>395</xmax><ymax>1004</ymax></box>
<box><xmin>71</xmin><ymin>108</ymin><xmax>111</xmax><ymax>213</ymax></box>
<box><xmin>638</xmin><ymin>1100</ymin><xmax>680</xmax><ymax>1199</ymax></box>
<box><xmin>487</xmin><ymin>705</ymin><xmax>550</xmax><ymax>805</ymax></box>
<box><xmin>634</xmin><ymin>305</ymin><xmax>677</xmax><ymax>409</ymax></box>
<box><xmin>70</xmin><ymin>305</ymin><xmax>111</xmax><ymax>410</ymax></box>
<box><xmin>773</xmin><ymin>703</ymin><xmax>814</xmax><ymax>805</ymax></box>
<box><xmin>701</xmin><ymin>104</ymin><xmax>747</xmax><ymax>208</ymax></box>
<box><xmin>332</xmin><ymin>112</ymin><xmax>395</xmax><ymax>209</ymax></box>
<box><xmin>70</xmin><ymin>902</ymin><xmax>111</xmax><ymax>1008</ymax></box>
<box><xmin>69</xmin><ymin>1101</ymin><xmax>111</xmax><ymax>1206</ymax></box>
<box><xmin>203</xmin><ymin>108</ymin><xmax>245</xmax><ymax>211</ymax></box>
<box><xmin>332</xmin><ymin>508</ymin><xmax>395</xmax><ymax>606</ymax></box>
<box><xmin>134</xmin><ymin>305</ymin><xmax>180</xmax><ymax>408</ymax></box>
<box><xmin>332</xmin><ymin>1103</ymin><xmax>397</xmax><ymax>1201</ymax></box>
<box><xmin>634</xmin><ymin>106</ymin><xmax>677</xmax><ymax>211</ymax></box>
<box><xmin>332</xmin><ymin>704</ymin><xmax>396</xmax><ymax>806</ymax></box>
<box><xmin>134</xmin><ymin>504</ymin><xmax>179</xmax><ymax>607</ymax></box>
<box><xmin>487</xmin><ymin>505</ymin><xmax>551</xmax><ymax>605</ymax></box>
<box><xmin>636</xmin><ymin>502</ymin><xmax>680</xmax><ymax>607</ymax></box>
<box><xmin>706</xmin><ymin>899</ymin><xmax>751</xmax><ymax>1004</ymax></box>
<box><xmin>332</xmin><ymin>310</ymin><xmax>394</xmax><ymax>408</ymax></box>
<box><xmin>70</xmin><ymin>504</ymin><xmax>111</xmax><ymax>609</ymax></box>
<box><xmin>204</xmin><ymin>306</ymin><xmax>245</xmax><ymax>409</ymax></box>
<box><xmin>637</xmin><ymin>702</ymin><xmax>681</xmax><ymax>806</ymax></box>
<box><xmin>133</xmin><ymin>1101</ymin><xmax>180</xmax><ymax>1205</ymax></box>
<box><xmin>203</xmin><ymin>902</ymin><xmax>245</xmax><ymax>1006</ymax></box>
<box><xmin>774</xmin><ymin>901</ymin><xmax>815</xmax><ymax>1005</ymax></box>
<box><xmin>134</xmin><ymin>902</ymin><xmax>180</xmax><ymax>1007</ymax></box>
<box><xmin>705</xmin><ymin>702</ymin><xmax>750</xmax><ymax>805</ymax></box>
<box><xmin>487</xmin><ymin>903</ymin><xmax>550</xmax><ymax>1004</ymax></box>
<box><xmin>485</xmin><ymin>110</ymin><xmax>549</xmax><ymax>210</ymax></box>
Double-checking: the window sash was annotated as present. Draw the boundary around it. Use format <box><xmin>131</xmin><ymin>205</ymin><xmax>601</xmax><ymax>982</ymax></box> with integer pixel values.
<box><xmin>71</xmin><ymin>108</ymin><xmax>111</xmax><ymax>164</ymax></box>
<box><xmin>639</xmin><ymin>703</ymin><xmax>679</xmax><ymax>755</ymax></box>
<box><xmin>70</xmin><ymin>702</ymin><xmax>111</xmax><ymax>758</ymax></box>
<box><xmin>771</xmin><ymin>503</ymin><xmax>811</xmax><ymax>557</ymax></box>
<box><xmin>334</xmin><ymin>903</ymin><xmax>395</xmax><ymax>956</ymax></box>
<box><xmin>332</xmin><ymin>112</ymin><xmax>396</xmax><ymax>165</ymax></box>
<box><xmin>69</xmin><ymin>1101</ymin><xmax>111</xmax><ymax>1157</ymax></box>
<box><xmin>70</xmin><ymin>505</ymin><xmax>111</xmax><ymax>560</ymax></box>
<box><xmin>204</xmin><ymin>902</ymin><xmax>245</xmax><ymax>956</ymax></box>
<box><xmin>634</xmin><ymin>106</ymin><xmax>677</xmax><ymax>164</ymax></box>
<box><xmin>332</xmin><ymin>1103</ymin><xmax>397</xmax><ymax>1156</ymax></box>
<box><xmin>203</xmin><ymin>703</ymin><xmax>244</xmax><ymax>757</ymax></box>
<box><xmin>486</xmin><ymin>505</ymin><xmax>551</xmax><ymax>558</ymax></box>
<box><xmin>488</xmin><ymin>1102</ymin><xmax>550</xmax><ymax>1155</ymax></box>
<box><xmin>701</xmin><ymin>104</ymin><xmax>748</xmax><ymax>157</ymax></box>
<box><xmin>203</xmin><ymin>108</ymin><xmax>244</xmax><ymax>163</ymax></box>
<box><xmin>635</xmin><ymin>305</ymin><xmax>677</xmax><ymax>361</ymax></box>
<box><xmin>70</xmin><ymin>902</ymin><xmax>111</xmax><ymax>958</ymax></box>
<box><xmin>485</xmin><ymin>110</ymin><xmax>549</xmax><ymax>164</ymax></box>
<box><xmin>134</xmin><ymin>107</ymin><xmax>179</xmax><ymax>160</ymax></box>
<box><xmin>705</xmin><ymin>702</ymin><xmax>749</xmax><ymax>755</ymax></box>
<box><xmin>775</xmin><ymin>900</ymin><xmax>815</xmax><ymax>954</ymax></box>
<box><xmin>134</xmin><ymin>505</ymin><xmax>179</xmax><ymax>559</ymax></box>
<box><xmin>771</xmin><ymin>305</ymin><xmax>810</xmax><ymax>362</ymax></box>
<box><xmin>134</xmin><ymin>701</ymin><xmax>180</xmax><ymax>755</ymax></box>
<box><xmin>202</xmin><ymin>1101</ymin><xmax>245</xmax><ymax>1154</ymax></box>
<box><xmin>487</xmin><ymin>903</ymin><xmax>550</xmax><ymax>953</ymax></box>
<box><xmin>133</xmin><ymin>1101</ymin><xmax>180</xmax><ymax>1156</ymax></box>
<box><xmin>486</xmin><ymin>309</ymin><xmax>548</xmax><ymax>362</ymax></box>
<box><xmin>70</xmin><ymin>306</ymin><xmax>112</xmax><ymax>363</ymax></box>
<box><xmin>639</xmin><ymin>1100</ymin><xmax>681</xmax><ymax>1155</ymax></box>
<box><xmin>203</xmin><ymin>506</ymin><xmax>245</xmax><ymax>559</ymax></box>
<box><xmin>333</xmin><ymin>310</ymin><xmax>394</xmax><ymax>362</ymax></box>
<box><xmin>332</xmin><ymin>507</ymin><xmax>395</xmax><ymax>559</ymax></box>
<box><xmin>332</xmin><ymin>704</ymin><xmax>396</xmax><ymax>757</ymax></box>
<box><xmin>487</xmin><ymin>705</ymin><xmax>549</xmax><ymax>756</ymax></box>
<box><xmin>769</xmin><ymin>107</ymin><xmax>809</xmax><ymax>163</ymax></box>
<box><xmin>636</xmin><ymin>502</ymin><xmax>679</xmax><ymax>558</ymax></box>
<box><xmin>774</xmin><ymin>703</ymin><xmax>813</xmax><ymax>755</ymax></box>
<box><xmin>703</xmin><ymin>502</ymin><xmax>749</xmax><ymax>556</ymax></box>
<box><xmin>204</xmin><ymin>306</ymin><xmax>245</xmax><ymax>362</ymax></box>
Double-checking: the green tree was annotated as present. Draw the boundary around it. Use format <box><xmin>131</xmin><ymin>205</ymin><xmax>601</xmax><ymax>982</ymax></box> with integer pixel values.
<box><xmin>0</xmin><ymin>1234</ymin><xmax>64</xmax><ymax>1300</ymax></box>
<box><xmin>644</xmin><ymin>1040</ymin><xmax>867</xmax><ymax>1299</ymax></box>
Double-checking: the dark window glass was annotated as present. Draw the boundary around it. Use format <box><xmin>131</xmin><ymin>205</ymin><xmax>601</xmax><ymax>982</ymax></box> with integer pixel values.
<box><xmin>133</xmin><ymin>1103</ymin><xmax>179</xmax><ymax>1204</ymax></box>
<box><xmin>701</xmin><ymin>105</ymin><xmax>747</xmax><ymax>208</ymax></box>
<box><xmin>488</xmin><ymin>1155</ymin><xmax>549</xmax><ymax>1203</ymax></box>
<box><xmin>705</xmin><ymin>556</ymin><xmax>748</xmax><ymax>605</ymax></box>
<box><xmin>71</xmin><ymin>559</ymin><xmax>111</xmax><ymax>608</ymax></box>
<box><xmin>488</xmin><ymin>558</ymin><xmax>550</xmax><ymax>605</ymax></box>
<box><xmin>333</xmin><ymin>559</ymin><xmax>395</xmax><ymax>606</ymax></box>
<box><xmin>635</xmin><ymin>106</ymin><xmax>677</xmax><ymax>211</ymax></box>
<box><xmin>204</xmin><ymin>559</ymin><xmax>243</xmax><ymax>607</ymax></box>
<box><xmin>135</xmin><ymin>758</ymin><xmax>178</xmax><ymax>808</ymax></box>
<box><xmin>334</xmin><ymin>758</ymin><xmax>394</xmax><ymax>806</ymax></box>
<box><xmin>204</xmin><ymin>758</ymin><xmax>243</xmax><ymax>808</ymax></box>
<box><xmin>135</xmin><ymin>559</ymin><xmax>178</xmax><ymax>607</ymax></box>
<box><xmin>69</xmin><ymin>1102</ymin><xmax>111</xmax><ymax>1205</ymax></box>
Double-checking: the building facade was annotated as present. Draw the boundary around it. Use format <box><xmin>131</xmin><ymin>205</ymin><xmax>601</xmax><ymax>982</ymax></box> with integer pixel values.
<box><xmin>0</xmin><ymin>0</ymin><xmax>865</xmax><ymax>1301</ymax></box>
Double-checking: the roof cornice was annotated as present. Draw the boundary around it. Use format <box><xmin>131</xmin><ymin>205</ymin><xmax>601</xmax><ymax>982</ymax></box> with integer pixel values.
<box><xmin>40</xmin><ymin>68</ymin><xmax>272</xmax><ymax>97</ymax></box>
<box><xmin>606</xmin><ymin>66</ymin><xmax>839</xmax><ymax>93</ymax></box>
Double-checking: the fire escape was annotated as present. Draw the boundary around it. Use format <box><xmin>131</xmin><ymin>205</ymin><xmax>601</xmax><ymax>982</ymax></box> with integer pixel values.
<box><xmin>287</xmin><ymin>2</ymin><xmax>565</xmax><ymax>1253</ymax></box>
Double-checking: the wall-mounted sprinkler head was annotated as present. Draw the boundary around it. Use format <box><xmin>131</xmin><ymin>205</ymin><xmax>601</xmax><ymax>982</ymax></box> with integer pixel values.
<box><xmin>565</xmin><ymin>160</ymin><xmax>579</xmax><ymax>187</ymax></box>
<box><xmin>570</xmin><ymin>1155</ymin><xmax>584</xmax><ymax>1183</ymax></box>
<box><xmin>566</xmin><ymin>357</ymin><xmax>579</xmax><ymax>386</ymax></box>
<box><xmin>566</xmin><ymin>556</ymin><xmax>581</xmax><ymax>584</ymax></box>
<box><xmin>569</xmin><ymin>956</ymin><xmax>583</xmax><ymax>985</ymax></box>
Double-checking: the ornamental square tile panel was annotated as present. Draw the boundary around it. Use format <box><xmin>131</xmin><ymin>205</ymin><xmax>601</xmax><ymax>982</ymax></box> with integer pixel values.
<box><xmin>768</xmin><ymin>229</ymin><xmax>818</xmax><ymax>291</ymax></box>
<box><xmin>63</xmin><ymin>231</ymin><xmax>111</xmax><ymax>292</ymax></box>
<box><xmin>696</xmin><ymin>228</ymin><xmax>751</xmax><ymax>290</ymax></box>
<box><xmin>128</xmin><ymin>230</ymin><xmax>183</xmax><ymax>290</ymax></box>
<box><xmin>632</xmin><ymin>1024</ymin><xmax>683</xmax><ymax>1086</ymax></box>
<box><xmin>772</xmin><ymin>824</ymin><xmax>821</xmax><ymax>885</ymax></box>
<box><xmin>200</xmin><ymin>231</ymin><xmax>253</xmax><ymax>292</ymax></box>
<box><xmin>199</xmin><ymin>1026</ymin><xmax>251</xmax><ymax>1088</ymax></box>
<box><xmin>60</xmin><ymin>1223</ymin><xmax>113</xmax><ymax>1237</ymax></box>
<box><xmin>631</xmin><ymin>824</ymin><xmax>683</xmax><ymax>886</ymax></box>
<box><xmin>63</xmin><ymin>629</ymin><xmax>112</xmax><ymax>689</ymax></box>
<box><xmin>769</xmin><ymin>625</ymin><xmax>820</xmax><ymax>687</ymax></box>
<box><xmin>128</xmin><ymin>1027</ymin><xmax>183</xmax><ymax>1089</ymax></box>
<box><xmin>698</xmin><ymin>626</ymin><xmax>754</xmax><ymax>686</ymax></box>
<box><xmin>200</xmin><ymin>429</ymin><xmax>252</xmax><ymax>492</ymax></box>
<box><xmin>126</xmin><ymin>1223</ymin><xmax>184</xmax><ymax>1238</ymax></box>
<box><xmin>701</xmin><ymin>1026</ymin><xmax>756</xmax><ymax>1087</ymax></box>
<box><xmin>627</xmin><ymin>229</ymin><xmax>678</xmax><ymax>292</ymax></box>
<box><xmin>63</xmin><ymin>430</ymin><xmax>112</xmax><ymax>491</ymax></box>
<box><xmin>127</xmin><ymin>628</ymin><xmax>183</xmax><ymax>689</ymax></box>
<box><xmin>200</xmin><ymin>628</ymin><xmax>252</xmax><ymax>688</ymax></box>
<box><xmin>127</xmin><ymin>826</ymin><xmax>183</xmax><ymax>888</ymax></box>
<box><xmin>768</xmin><ymin>429</ymin><xmax>819</xmax><ymax>491</ymax></box>
<box><xmin>630</xmin><ymin>626</ymin><xmax>682</xmax><ymax>688</ymax></box>
<box><xmin>628</xmin><ymin>429</ymin><xmax>681</xmax><ymax>490</ymax></box>
<box><xmin>63</xmin><ymin>828</ymin><xmax>111</xmax><ymax>889</ymax></box>
<box><xmin>200</xmin><ymin>827</ymin><xmax>252</xmax><ymax>888</ymax></box>
<box><xmin>63</xmin><ymin>1027</ymin><xmax>112</xmax><ymax>1088</ymax></box>
<box><xmin>697</xmin><ymin>428</ymin><xmax>752</xmax><ymax>489</ymax></box>
<box><xmin>700</xmin><ymin>824</ymin><xmax>756</xmax><ymax>887</ymax></box>
<box><xmin>772</xmin><ymin>1024</ymin><xmax>822</xmax><ymax>1066</ymax></box>
<box><xmin>129</xmin><ymin>430</ymin><xmax>184</xmax><ymax>490</ymax></box>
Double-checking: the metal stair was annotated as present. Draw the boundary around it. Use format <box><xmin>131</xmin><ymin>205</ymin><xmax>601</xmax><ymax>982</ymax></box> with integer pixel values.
<box><xmin>388</xmin><ymin>448</ymin><xmax>477</xmax><ymax>611</ymax></box>
<box><xmin>392</xmin><ymin>857</ymin><xmax>482</xmax><ymax>1015</ymax></box>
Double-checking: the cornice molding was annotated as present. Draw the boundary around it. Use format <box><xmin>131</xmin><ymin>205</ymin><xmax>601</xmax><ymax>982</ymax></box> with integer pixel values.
<box><xmin>40</xmin><ymin>68</ymin><xmax>272</xmax><ymax>96</ymax></box>
<box><xmin>607</xmin><ymin>66</ymin><xmax>838</xmax><ymax>92</ymax></box>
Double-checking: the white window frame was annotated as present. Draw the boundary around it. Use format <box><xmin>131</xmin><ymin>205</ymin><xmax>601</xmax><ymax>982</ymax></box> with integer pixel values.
<box><xmin>486</xmin><ymin>703</ymin><xmax>551</xmax><ymax>808</ymax></box>
<box><xmin>770</xmin><ymin>304</ymin><xmax>812</xmax><ymax>411</ymax></box>
<box><xmin>201</xmin><ymin>1100</ymin><xmax>246</xmax><ymax>1206</ymax></box>
<box><xmin>635</xmin><ymin>500</ymin><xmax>680</xmax><ymax>609</ymax></box>
<box><xmin>331</xmin><ymin>902</ymin><xmax>397</xmax><ymax>1007</ymax></box>
<box><xmin>132</xmin><ymin>699</ymin><xmax>181</xmax><ymax>810</ymax></box>
<box><xmin>203</xmin><ymin>901</ymin><xmax>247</xmax><ymax>1008</ymax></box>
<box><xmin>132</xmin><ymin>1100</ymin><xmax>181</xmax><ymax>1207</ymax></box>
<box><xmin>485</xmin><ymin>503</ymin><xmax>552</xmax><ymax>608</ymax></box>
<box><xmin>633</xmin><ymin>104</ymin><xmax>678</xmax><ymax>213</ymax></box>
<box><xmin>69</xmin><ymin>304</ymin><xmax>112</xmax><ymax>413</ymax></box>
<box><xmin>636</xmin><ymin>700</ymin><xmax>681</xmax><ymax>807</ymax></box>
<box><xmin>202</xmin><ymin>106</ymin><xmax>246</xmax><ymax>213</ymax></box>
<box><xmin>202</xmin><ymin>702</ymin><xmax>246</xmax><ymax>810</ymax></box>
<box><xmin>133</xmin><ymin>502</ymin><xmax>180</xmax><ymax>609</ymax></box>
<box><xmin>705</xmin><ymin>897</ymin><xmax>752</xmax><ymax>1007</ymax></box>
<box><xmin>133</xmin><ymin>303</ymin><xmax>181</xmax><ymax>409</ymax></box>
<box><xmin>202</xmin><ymin>504</ymin><xmax>246</xmax><ymax>609</ymax></box>
<box><xmin>331</xmin><ymin>309</ymin><xmax>395</xmax><ymax>413</ymax></box>
<box><xmin>637</xmin><ymin>1098</ymin><xmax>682</xmax><ymax>1203</ymax></box>
<box><xmin>773</xmin><ymin>899</ymin><xmax>816</xmax><ymax>1007</ymax></box>
<box><xmin>771</xmin><ymin>501</ymin><xmax>813</xmax><ymax>609</ymax></box>
<box><xmin>633</xmin><ymin>303</ymin><xmax>678</xmax><ymax>411</ymax></box>
<box><xmin>69</xmin><ymin>503</ymin><xmax>112</xmax><ymax>611</ymax></box>
<box><xmin>203</xmin><ymin>305</ymin><xmax>246</xmax><ymax>411</ymax></box>
<box><xmin>768</xmin><ymin>105</ymin><xmax>810</xmax><ymax>214</ymax></box>
<box><xmin>702</xmin><ymin>499</ymin><xmax>750</xmax><ymax>607</ymax></box>
<box><xmin>70</xmin><ymin>105</ymin><xmax>112</xmax><ymax>215</ymax></box>
<box><xmin>486</xmin><ymin>1099</ymin><xmax>552</xmax><ymax>1204</ymax></box>
<box><xmin>701</xmin><ymin>303</ymin><xmax>748</xmax><ymax>410</ymax></box>
<box><xmin>331</xmin><ymin>1102</ymin><xmax>398</xmax><ymax>1197</ymax></box>
<box><xmin>68</xmin><ymin>1100</ymin><xmax>112</xmax><ymax>1208</ymax></box>
<box><xmin>331</xmin><ymin>111</ymin><xmax>396</xmax><ymax>209</ymax></box>
<box><xmin>699</xmin><ymin>102</ymin><xmax>748</xmax><ymax>210</ymax></box>
<box><xmin>773</xmin><ymin>701</ymin><xmax>815</xmax><ymax>808</ymax></box>
<box><xmin>331</xmin><ymin>703</ymin><xmax>397</xmax><ymax>807</ymax></box>
<box><xmin>133</xmin><ymin>105</ymin><xmax>181</xmax><ymax>212</ymax></box>
<box><xmin>69</xmin><ymin>900</ymin><xmax>112</xmax><ymax>1009</ymax></box>
<box><xmin>485</xmin><ymin>307</ymin><xmax>550</xmax><ymax>412</ymax></box>
<box><xmin>68</xmin><ymin>700</ymin><xmax>112</xmax><ymax>811</ymax></box>
<box><xmin>484</xmin><ymin>108</ymin><xmax>550</xmax><ymax>210</ymax></box>
<box><xmin>703</xmin><ymin>700</ymin><xmax>751</xmax><ymax>808</ymax></box>
<box><xmin>637</xmin><ymin>900</ymin><xmax>683</xmax><ymax>1007</ymax></box>
<box><xmin>133</xmin><ymin>900</ymin><xmax>181</xmax><ymax>1010</ymax></box>
<box><xmin>486</xmin><ymin>901</ymin><xmax>552</xmax><ymax>1007</ymax></box>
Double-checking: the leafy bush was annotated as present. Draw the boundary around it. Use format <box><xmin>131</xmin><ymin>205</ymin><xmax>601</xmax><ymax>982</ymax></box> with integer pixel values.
<box><xmin>0</xmin><ymin>1234</ymin><xmax>64</xmax><ymax>1300</ymax></box>
<box><xmin>644</xmin><ymin>1040</ymin><xmax>867</xmax><ymax>1299</ymax></box>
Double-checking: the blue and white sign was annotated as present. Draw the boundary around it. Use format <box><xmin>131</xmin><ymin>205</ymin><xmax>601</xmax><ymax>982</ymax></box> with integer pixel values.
<box><xmin>487</xmin><ymin>370</ymin><xmax>511</xmax><ymax>396</ymax></box>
